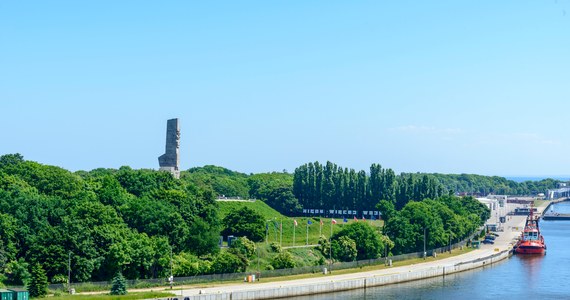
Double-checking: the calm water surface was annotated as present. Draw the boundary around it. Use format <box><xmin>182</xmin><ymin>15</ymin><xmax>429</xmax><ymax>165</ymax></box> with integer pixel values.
<box><xmin>293</xmin><ymin>202</ymin><xmax>570</xmax><ymax>300</ymax></box>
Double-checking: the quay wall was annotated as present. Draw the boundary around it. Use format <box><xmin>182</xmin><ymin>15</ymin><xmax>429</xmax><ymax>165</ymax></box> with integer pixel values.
<box><xmin>182</xmin><ymin>250</ymin><xmax>511</xmax><ymax>300</ymax></box>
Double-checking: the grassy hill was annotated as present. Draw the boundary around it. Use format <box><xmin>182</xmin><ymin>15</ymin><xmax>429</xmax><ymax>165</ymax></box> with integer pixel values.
<box><xmin>217</xmin><ymin>199</ymin><xmax>383</xmax><ymax>247</ymax></box>
<box><xmin>217</xmin><ymin>199</ymin><xmax>284</xmax><ymax>219</ymax></box>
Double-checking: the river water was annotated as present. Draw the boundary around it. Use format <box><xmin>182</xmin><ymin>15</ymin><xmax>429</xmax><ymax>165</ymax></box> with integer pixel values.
<box><xmin>293</xmin><ymin>201</ymin><xmax>570</xmax><ymax>300</ymax></box>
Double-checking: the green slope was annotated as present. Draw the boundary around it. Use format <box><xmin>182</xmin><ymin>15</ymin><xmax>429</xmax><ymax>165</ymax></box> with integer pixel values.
<box><xmin>217</xmin><ymin>199</ymin><xmax>284</xmax><ymax>219</ymax></box>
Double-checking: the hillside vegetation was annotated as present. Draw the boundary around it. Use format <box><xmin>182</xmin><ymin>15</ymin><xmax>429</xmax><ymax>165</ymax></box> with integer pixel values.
<box><xmin>1</xmin><ymin>154</ymin><xmax>549</xmax><ymax>287</ymax></box>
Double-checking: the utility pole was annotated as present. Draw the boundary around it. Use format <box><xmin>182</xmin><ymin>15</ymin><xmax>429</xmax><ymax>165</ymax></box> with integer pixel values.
<box><xmin>423</xmin><ymin>227</ymin><xmax>427</xmax><ymax>260</ymax></box>
<box><xmin>306</xmin><ymin>223</ymin><xmax>309</xmax><ymax>246</ymax></box>
<box><xmin>68</xmin><ymin>251</ymin><xmax>71</xmax><ymax>294</ymax></box>
<box><xmin>169</xmin><ymin>246</ymin><xmax>173</xmax><ymax>290</ymax></box>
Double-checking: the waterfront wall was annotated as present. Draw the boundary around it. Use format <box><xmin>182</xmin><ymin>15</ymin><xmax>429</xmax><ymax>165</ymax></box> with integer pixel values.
<box><xmin>182</xmin><ymin>250</ymin><xmax>511</xmax><ymax>300</ymax></box>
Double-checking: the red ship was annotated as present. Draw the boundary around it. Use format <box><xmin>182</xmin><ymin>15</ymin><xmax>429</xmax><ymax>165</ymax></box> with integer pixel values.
<box><xmin>515</xmin><ymin>204</ymin><xmax>546</xmax><ymax>254</ymax></box>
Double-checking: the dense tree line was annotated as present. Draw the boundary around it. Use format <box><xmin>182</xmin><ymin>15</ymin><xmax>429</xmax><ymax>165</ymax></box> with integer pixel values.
<box><xmin>293</xmin><ymin>161</ymin><xmax>445</xmax><ymax>211</ymax></box>
<box><xmin>180</xmin><ymin>163</ymin><xmax>561</xmax><ymax>216</ymax></box>
<box><xmin>419</xmin><ymin>173</ymin><xmax>560</xmax><ymax>196</ymax></box>
<box><xmin>0</xmin><ymin>154</ymin><xmax>221</xmax><ymax>285</ymax></box>
<box><xmin>293</xmin><ymin>162</ymin><xmax>563</xmax><ymax>212</ymax></box>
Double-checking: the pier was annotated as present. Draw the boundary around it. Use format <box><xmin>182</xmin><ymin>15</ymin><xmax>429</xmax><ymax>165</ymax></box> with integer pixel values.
<box><xmin>541</xmin><ymin>198</ymin><xmax>570</xmax><ymax>221</ymax></box>
<box><xmin>543</xmin><ymin>213</ymin><xmax>570</xmax><ymax>221</ymax></box>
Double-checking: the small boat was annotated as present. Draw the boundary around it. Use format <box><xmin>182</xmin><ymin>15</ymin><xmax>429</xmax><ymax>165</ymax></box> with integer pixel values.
<box><xmin>515</xmin><ymin>204</ymin><xmax>546</xmax><ymax>254</ymax></box>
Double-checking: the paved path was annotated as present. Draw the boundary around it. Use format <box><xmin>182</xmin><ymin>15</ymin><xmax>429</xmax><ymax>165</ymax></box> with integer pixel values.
<box><xmin>171</xmin><ymin>201</ymin><xmax>544</xmax><ymax>298</ymax></box>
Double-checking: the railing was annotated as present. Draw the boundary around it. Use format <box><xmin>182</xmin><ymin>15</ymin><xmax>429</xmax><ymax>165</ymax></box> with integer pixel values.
<box><xmin>43</xmin><ymin>228</ymin><xmax>484</xmax><ymax>292</ymax></box>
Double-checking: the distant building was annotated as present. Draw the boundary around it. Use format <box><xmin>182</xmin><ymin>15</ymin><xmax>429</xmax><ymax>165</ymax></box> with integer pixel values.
<box><xmin>547</xmin><ymin>187</ymin><xmax>570</xmax><ymax>199</ymax></box>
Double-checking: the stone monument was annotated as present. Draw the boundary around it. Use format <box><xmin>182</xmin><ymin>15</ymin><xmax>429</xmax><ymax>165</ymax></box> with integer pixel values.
<box><xmin>158</xmin><ymin>118</ymin><xmax>180</xmax><ymax>179</ymax></box>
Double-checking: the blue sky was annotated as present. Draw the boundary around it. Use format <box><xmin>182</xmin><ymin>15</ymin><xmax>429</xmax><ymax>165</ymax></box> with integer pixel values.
<box><xmin>1</xmin><ymin>1</ymin><xmax>570</xmax><ymax>176</ymax></box>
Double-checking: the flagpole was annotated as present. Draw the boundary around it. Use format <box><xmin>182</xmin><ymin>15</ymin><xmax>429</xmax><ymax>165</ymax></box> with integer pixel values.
<box><xmin>319</xmin><ymin>221</ymin><xmax>322</xmax><ymax>237</ymax></box>
<box><xmin>280</xmin><ymin>219</ymin><xmax>283</xmax><ymax>247</ymax></box>
<box><xmin>306</xmin><ymin>222</ymin><xmax>309</xmax><ymax>245</ymax></box>
<box><xmin>293</xmin><ymin>220</ymin><xmax>296</xmax><ymax>247</ymax></box>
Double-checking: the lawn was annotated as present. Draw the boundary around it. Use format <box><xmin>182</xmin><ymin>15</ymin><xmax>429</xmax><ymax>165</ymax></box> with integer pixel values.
<box><xmin>217</xmin><ymin>200</ymin><xmax>283</xmax><ymax>219</ymax></box>
<box><xmin>264</xmin><ymin>217</ymin><xmax>384</xmax><ymax>247</ymax></box>
<box><xmin>47</xmin><ymin>291</ymin><xmax>175</xmax><ymax>300</ymax></box>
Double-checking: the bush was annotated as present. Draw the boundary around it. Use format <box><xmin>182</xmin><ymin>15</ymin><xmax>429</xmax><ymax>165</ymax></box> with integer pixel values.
<box><xmin>110</xmin><ymin>272</ymin><xmax>127</xmax><ymax>295</ymax></box>
<box><xmin>271</xmin><ymin>251</ymin><xmax>296</xmax><ymax>269</ymax></box>
<box><xmin>317</xmin><ymin>235</ymin><xmax>330</xmax><ymax>256</ymax></box>
<box><xmin>51</xmin><ymin>274</ymin><xmax>68</xmax><ymax>284</ymax></box>
<box><xmin>229</xmin><ymin>237</ymin><xmax>256</xmax><ymax>259</ymax></box>
<box><xmin>210</xmin><ymin>251</ymin><xmax>247</xmax><ymax>274</ymax></box>
<box><xmin>269</xmin><ymin>242</ymin><xmax>282</xmax><ymax>253</ymax></box>
<box><xmin>173</xmin><ymin>252</ymin><xmax>211</xmax><ymax>276</ymax></box>
<box><xmin>29</xmin><ymin>264</ymin><xmax>48</xmax><ymax>298</ymax></box>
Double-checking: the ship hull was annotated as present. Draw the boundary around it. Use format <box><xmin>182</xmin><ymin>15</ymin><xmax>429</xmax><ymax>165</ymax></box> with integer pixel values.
<box><xmin>515</xmin><ymin>242</ymin><xmax>546</xmax><ymax>254</ymax></box>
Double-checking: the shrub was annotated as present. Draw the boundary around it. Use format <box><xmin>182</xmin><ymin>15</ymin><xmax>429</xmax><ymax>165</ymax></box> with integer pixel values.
<box><xmin>269</xmin><ymin>242</ymin><xmax>282</xmax><ymax>253</ymax></box>
<box><xmin>110</xmin><ymin>272</ymin><xmax>127</xmax><ymax>295</ymax></box>
<box><xmin>210</xmin><ymin>251</ymin><xmax>247</xmax><ymax>274</ymax></box>
<box><xmin>317</xmin><ymin>235</ymin><xmax>330</xmax><ymax>256</ymax></box>
<box><xmin>173</xmin><ymin>252</ymin><xmax>211</xmax><ymax>276</ymax></box>
<box><xmin>51</xmin><ymin>274</ymin><xmax>68</xmax><ymax>284</ymax></box>
<box><xmin>271</xmin><ymin>251</ymin><xmax>296</xmax><ymax>269</ymax></box>
<box><xmin>229</xmin><ymin>237</ymin><xmax>256</xmax><ymax>259</ymax></box>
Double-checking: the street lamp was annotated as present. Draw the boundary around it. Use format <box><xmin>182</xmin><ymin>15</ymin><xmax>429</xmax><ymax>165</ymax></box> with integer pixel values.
<box><xmin>68</xmin><ymin>251</ymin><xmax>72</xmax><ymax>294</ymax></box>
<box><xmin>449</xmin><ymin>231</ymin><xmax>452</xmax><ymax>254</ymax></box>
<box><xmin>169</xmin><ymin>245</ymin><xmax>173</xmax><ymax>290</ymax></box>
<box><xmin>423</xmin><ymin>227</ymin><xmax>427</xmax><ymax>260</ymax></box>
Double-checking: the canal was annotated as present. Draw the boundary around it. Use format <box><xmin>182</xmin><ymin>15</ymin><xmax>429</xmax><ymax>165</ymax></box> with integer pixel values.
<box><xmin>293</xmin><ymin>201</ymin><xmax>570</xmax><ymax>300</ymax></box>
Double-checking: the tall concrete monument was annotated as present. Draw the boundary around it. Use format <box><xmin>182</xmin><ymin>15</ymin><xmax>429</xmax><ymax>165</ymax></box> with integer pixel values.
<box><xmin>158</xmin><ymin>118</ymin><xmax>180</xmax><ymax>179</ymax></box>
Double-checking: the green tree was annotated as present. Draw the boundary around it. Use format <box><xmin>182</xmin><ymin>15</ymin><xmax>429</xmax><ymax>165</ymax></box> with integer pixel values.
<box><xmin>29</xmin><ymin>264</ymin><xmax>48</xmax><ymax>298</ymax></box>
<box><xmin>377</xmin><ymin>200</ymin><xmax>396</xmax><ymax>223</ymax></box>
<box><xmin>221</xmin><ymin>207</ymin><xmax>265</xmax><ymax>242</ymax></box>
<box><xmin>110</xmin><ymin>272</ymin><xmax>127</xmax><ymax>295</ymax></box>
<box><xmin>331</xmin><ymin>236</ymin><xmax>357</xmax><ymax>262</ymax></box>
<box><xmin>4</xmin><ymin>258</ymin><xmax>30</xmax><ymax>285</ymax></box>
<box><xmin>265</xmin><ymin>186</ymin><xmax>301</xmax><ymax>216</ymax></box>
<box><xmin>332</xmin><ymin>222</ymin><xmax>384</xmax><ymax>260</ymax></box>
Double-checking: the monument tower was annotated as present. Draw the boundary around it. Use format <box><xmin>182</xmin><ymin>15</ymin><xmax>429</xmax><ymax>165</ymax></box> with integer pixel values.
<box><xmin>158</xmin><ymin>118</ymin><xmax>180</xmax><ymax>179</ymax></box>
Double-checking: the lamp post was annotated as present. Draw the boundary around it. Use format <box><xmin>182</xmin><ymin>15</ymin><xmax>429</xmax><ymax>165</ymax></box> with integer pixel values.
<box><xmin>169</xmin><ymin>245</ymin><xmax>173</xmax><ymax>290</ymax></box>
<box><xmin>68</xmin><ymin>251</ymin><xmax>71</xmax><ymax>294</ymax></box>
<box><xmin>423</xmin><ymin>227</ymin><xmax>427</xmax><ymax>260</ymax></box>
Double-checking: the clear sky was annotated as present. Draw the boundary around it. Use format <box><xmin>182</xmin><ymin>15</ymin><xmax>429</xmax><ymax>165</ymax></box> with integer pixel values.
<box><xmin>1</xmin><ymin>1</ymin><xmax>570</xmax><ymax>176</ymax></box>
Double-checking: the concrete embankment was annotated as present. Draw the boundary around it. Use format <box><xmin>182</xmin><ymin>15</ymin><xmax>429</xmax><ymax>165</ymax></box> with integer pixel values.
<box><xmin>166</xmin><ymin>200</ymin><xmax>557</xmax><ymax>300</ymax></box>
<box><xmin>175</xmin><ymin>250</ymin><xmax>512</xmax><ymax>300</ymax></box>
